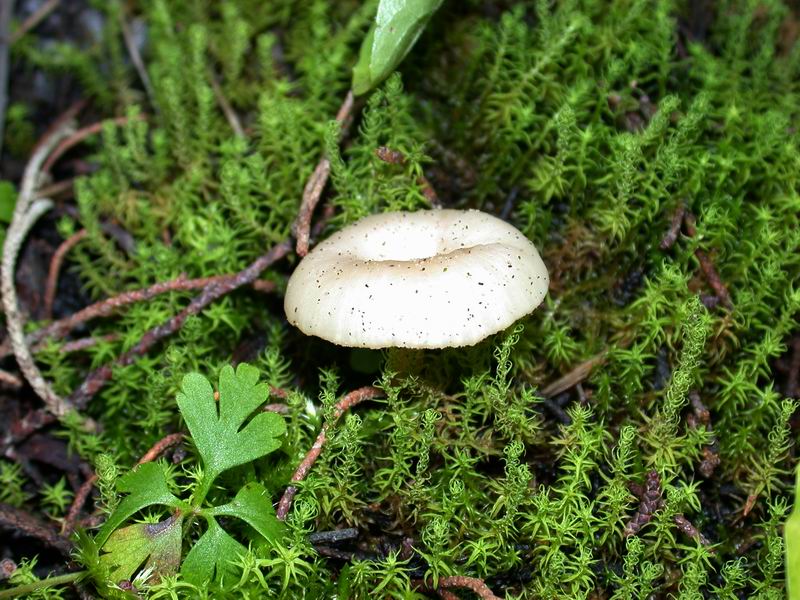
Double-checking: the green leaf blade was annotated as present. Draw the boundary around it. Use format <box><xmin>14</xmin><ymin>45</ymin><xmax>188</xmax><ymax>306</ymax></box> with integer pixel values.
<box><xmin>352</xmin><ymin>0</ymin><xmax>444</xmax><ymax>95</ymax></box>
<box><xmin>96</xmin><ymin>462</ymin><xmax>181</xmax><ymax>546</ymax></box>
<box><xmin>181</xmin><ymin>517</ymin><xmax>246</xmax><ymax>585</ymax></box>
<box><xmin>210</xmin><ymin>482</ymin><xmax>284</xmax><ymax>543</ymax></box>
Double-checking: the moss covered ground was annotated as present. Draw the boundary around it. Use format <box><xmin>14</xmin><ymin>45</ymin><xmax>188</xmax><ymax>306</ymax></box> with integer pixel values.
<box><xmin>1</xmin><ymin>0</ymin><xmax>799</xmax><ymax>597</ymax></box>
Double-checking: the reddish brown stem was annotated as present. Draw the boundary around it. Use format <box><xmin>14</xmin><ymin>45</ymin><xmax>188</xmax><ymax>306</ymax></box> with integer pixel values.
<box><xmin>374</xmin><ymin>146</ymin><xmax>441</xmax><ymax>208</ymax></box>
<box><xmin>694</xmin><ymin>249</ymin><xmax>732</xmax><ymax>308</ymax></box>
<box><xmin>0</xmin><ymin>272</ymin><xmax>278</xmax><ymax>360</ymax></box>
<box><xmin>62</xmin><ymin>473</ymin><xmax>97</xmax><ymax>534</ymax></box>
<box><xmin>10</xmin><ymin>0</ymin><xmax>61</xmax><ymax>44</ymax></box>
<box><xmin>673</xmin><ymin>514</ymin><xmax>710</xmax><ymax>545</ymax></box>
<box><xmin>0</xmin><ymin>369</ymin><xmax>22</xmax><ymax>387</ymax></box>
<box><xmin>68</xmin><ymin>241</ymin><xmax>292</xmax><ymax>409</ymax></box>
<box><xmin>135</xmin><ymin>432</ymin><xmax>184</xmax><ymax>466</ymax></box>
<box><xmin>0</xmin><ymin>502</ymin><xmax>73</xmax><ymax>555</ymax></box>
<box><xmin>439</xmin><ymin>576</ymin><xmax>502</xmax><ymax>600</ymax></box>
<box><xmin>276</xmin><ymin>386</ymin><xmax>383</xmax><ymax>520</ymax></box>
<box><xmin>42</xmin><ymin>115</ymin><xmax>145</xmax><ymax>173</ymax></box>
<box><xmin>44</xmin><ymin>228</ymin><xmax>87</xmax><ymax>320</ymax></box>
<box><xmin>60</xmin><ymin>334</ymin><xmax>118</xmax><ymax>354</ymax></box>
<box><xmin>294</xmin><ymin>91</ymin><xmax>355</xmax><ymax>257</ymax></box>
<box><xmin>660</xmin><ymin>202</ymin><xmax>686</xmax><ymax>250</ymax></box>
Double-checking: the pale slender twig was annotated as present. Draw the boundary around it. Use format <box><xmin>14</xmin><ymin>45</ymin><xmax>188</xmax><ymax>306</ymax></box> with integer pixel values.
<box><xmin>0</xmin><ymin>0</ymin><xmax>14</xmax><ymax>162</ymax></box>
<box><xmin>42</xmin><ymin>115</ymin><xmax>144</xmax><ymax>173</ymax></box>
<box><xmin>276</xmin><ymin>386</ymin><xmax>383</xmax><ymax>520</ymax></box>
<box><xmin>293</xmin><ymin>91</ymin><xmax>354</xmax><ymax>256</ymax></box>
<box><xmin>540</xmin><ymin>352</ymin><xmax>606</xmax><ymax>398</ymax></box>
<box><xmin>44</xmin><ymin>228</ymin><xmax>87</xmax><ymax>319</ymax></box>
<box><xmin>119</xmin><ymin>12</ymin><xmax>157</xmax><ymax>110</ymax></box>
<box><xmin>1</xmin><ymin>121</ymin><xmax>76</xmax><ymax>417</ymax></box>
<box><xmin>10</xmin><ymin>0</ymin><xmax>59</xmax><ymax>45</ymax></box>
<box><xmin>208</xmin><ymin>69</ymin><xmax>245</xmax><ymax>139</ymax></box>
<box><xmin>0</xmin><ymin>369</ymin><xmax>21</xmax><ymax>387</ymax></box>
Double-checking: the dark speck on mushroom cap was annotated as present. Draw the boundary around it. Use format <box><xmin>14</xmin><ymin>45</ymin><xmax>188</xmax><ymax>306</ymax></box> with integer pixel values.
<box><xmin>284</xmin><ymin>209</ymin><xmax>549</xmax><ymax>349</ymax></box>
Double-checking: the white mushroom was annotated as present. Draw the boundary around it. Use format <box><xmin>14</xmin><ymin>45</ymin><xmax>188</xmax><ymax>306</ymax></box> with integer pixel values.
<box><xmin>284</xmin><ymin>209</ymin><xmax>549</xmax><ymax>349</ymax></box>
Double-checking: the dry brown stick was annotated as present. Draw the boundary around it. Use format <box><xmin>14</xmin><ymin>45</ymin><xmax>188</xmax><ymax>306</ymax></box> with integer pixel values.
<box><xmin>438</xmin><ymin>576</ymin><xmax>502</xmax><ymax>600</ymax></box>
<box><xmin>62</xmin><ymin>473</ymin><xmax>97</xmax><ymax>534</ymax></box>
<box><xmin>0</xmin><ymin>0</ymin><xmax>13</xmax><ymax>161</ymax></box>
<box><xmin>0</xmin><ymin>502</ymin><xmax>73</xmax><ymax>555</ymax></box>
<box><xmin>60</xmin><ymin>333</ymin><xmax>118</xmax><ymax>354</ymax></box>
<box><xmin>10</xmin><ymin>0</ymin><xmax>60</xmax><ymax>44</ymax></box>
<box><xmin>135</xmin><ymin>432</ymin><xmax>184</xmax><ymax>466</ymax></box>
<box><xmin>0</xmin><ymin>272</ymin><xmax>278</xmax><ymax>360</ymax></box>
<box><xmin>119</xmin><ymin>12</ymin><xmax>157</xmax><ymax>110</ymax></box>
<box><xmin>276</xmin><ymin>386</ymin><xmax>383</xmax><ymax>520</ymax></box>
<box><xmin>209</xmin><ymin>70</ymin><xmax>245</xmax><ymax>139</ymax></box>
<box><xmin>660</xmin><ymin>202</ymin><xmax>686</xmax><ymax>250</ymax></box>
<box><xmin>374</xmin><ymin>145</ymin><xmax>442</xmax><ymax>208</ymax></box>
<box><xmin>68</xmin><ymin>240</ymin><xmax>293</xmax><ymax>409</ymax></box>
<box><xmin>2</xmin><ymin>120</ymin><xmax>76</xmax><ymax>417</ymax></box>
<box><xmin>0</xmin><ymin>369</ymin><xmax>22</xmax><ymax>387</ymax></box>
<box><xmin>683</xmin><ymin>212</ymin><xmax>732</xmax><ymax>308</ymax></box>
<box><xmin>294</xmin><ymin>91</ymin><xmax>355</xmax><ymax>257</ymax></box>
<box><xmin>673</xmin><ymin>514</ymin><xmax>711</xmax><ymax>546</ymax></box>
<box><xmin>694</xmin><ymin>249</ymin><xmax>732</xmax><ymax>308</ymax></box>
<box><xmin>44</xmin><ymin>228</ymin><xmax>87</xmax><ymax>319</ymax></box>
<box><xmin>42</xmin><ymin>115</ymin><xmax>145</xmax><ymax>173</ymax></box>
<box><xmin>540</xmin><ymin>352</ymin><xmax>606</xmax><ymax>398</ymax></box>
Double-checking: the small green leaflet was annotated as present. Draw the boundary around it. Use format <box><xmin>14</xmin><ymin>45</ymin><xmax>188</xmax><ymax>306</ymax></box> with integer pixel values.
<box><xmin>210</xmin><ymin>482</ymin><xmax>284</xmax><ymax>542</ymax></box>
<box><xmin>352</xmin><ymin>0</ymin><xmax>444</xmax><ymax>95</ymax></box>
<box><xmin>94</xmin><ymin>363</ymin><xmax>287</xmax><ymax>587</ymax></box>
<box><xmin>95</xmin><ymin>461</ymin><xmax>182</xmax><ymax>546</ymax></box>
<box><xmin>176</xmin><ymin>363</ymin><xmax>287</xmax><ymax>484</ymax></box>
<box><xmin>101</xmin><ymin>515</ymin><xmax>183</xmax><ymax>583</ymax></box>
<box><xmin>787</xmin><ymin>464</ymin><xmax>800</xmax><ymax>599</ymax></box>
<box><xmin>181</xmin><ymin>517</ymin><xmax>246</xmax><ymax>585</ymax></box>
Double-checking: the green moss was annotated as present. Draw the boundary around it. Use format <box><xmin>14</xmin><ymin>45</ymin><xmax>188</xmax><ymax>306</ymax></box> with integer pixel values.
<box><xmin>4</xmin><ymin>0</ymin><xmax>799</xmax><ymax>597</ymax></box>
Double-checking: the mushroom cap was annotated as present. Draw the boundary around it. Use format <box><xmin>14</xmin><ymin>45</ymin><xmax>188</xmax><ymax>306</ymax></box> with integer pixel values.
<box><xmin>284</xmin><ymin>209</ymin><xmax>549</xmax><ymax>349</ymax></box>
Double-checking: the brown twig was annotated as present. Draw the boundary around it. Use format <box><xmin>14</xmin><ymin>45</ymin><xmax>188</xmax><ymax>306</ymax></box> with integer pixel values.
<box><xmin>1</xmin><ymin>409</ymin><xmax>56</xmax><ymax>457</ymax></box>
<box><xmin>263</xmin><ymin>403</ymin><xmax>290</xmax><ymax>414</ymax></box>
<box><xmin>0</xmin><ymin>502</ymin><xmax>72</xmax><ymax>555</ymax></box>
<box><xmin>660</xmin><ymin>202</ymin><xmax>686</xmax><ymax>250</ymax></box>
<box><xmin>374</xmin><ymin>146</ymin><xmax>442</xmax><ymax>208</ymax></box>
<box><xmin>0</xmin><ymin>369</ymin><xmax>22</xmax><ymax>387</ymax></box>
<box><xmin>276</xmin><ymin>386</ymin><xmax>383</xmax><ymax>520</ymax></box>
<box><xmin>10</xmin><ymin>0</ymin><xmax>60</xmax><ymax>44</ymax></box>
<box><xmin>208</xmin><ymin>70</ymin><xmax>245</xmax><ymax>139</ymax></box>
<box><xmin>44</xmin><ymin>228</ymin><xmax>88</xmax><ymax>319</ymax></box>
<box><xmin>62</xmin><ymin>473</ymin><xmax>97</xmax><ymax>534</ymax></box>
<box><xmin>625</xmin><ymin>470</ymin><xmax>663</xmax><ymax>537</ymax></box>
<box><xmin>135</xmin><ymin>432</ymin><xmax>184</xmax><ymax>466</ymax></box>
<box><xmin>0</xmin><ymin>0</ymin><xmax>13</xmax><ymax>161</ymax></box>
<box><xmin>68</xmin><ymin>240</ymin><xmax>292</xmax><ymax>409</ymax></box>
<box><xmin>540</xmin><ymin>352</ymin><xmax>606</xmax><ymax>398</ymax></box>
<box><xmin>0</xmin><ymin>272</ymin><xmax>278</xmax><ymax>360</ymax></box>
<box><xmin>673</xmin><ymin>514</ymin><xmax>710</xmax><ymax>546</ymax></box>
<box><xmin>60</xmin><ymin>334</ymin><xmax>118</xmax><ymax>354</ymax></box>
<box><xmin>438</xmin><ymin>576</ymin><xmax>502</xmax><ymax>600</ymax></box>
<box><xmin>42</xmin><ymin>115</ymin><xmax>145</xmax><ymax>174</ymax></box>
<box><xmin>119</xmin><ymin>12</ymin><xmax>157</xmax><ymax>110</ymax></box>
<box><xmin>683</xmin><ymin>212</ymin><xmax>732</xmax><ymax>308</ymax></box>
<box><xmin>293</xmin><ymin>91</ymin><xmax>355</xmax><ymax>257</ymax></box>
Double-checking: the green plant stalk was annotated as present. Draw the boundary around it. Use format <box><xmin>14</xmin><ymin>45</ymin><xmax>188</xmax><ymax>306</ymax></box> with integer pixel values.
<box><xmin>0</xmin><ymin>571</ymin><xmax>84</xmax><ymax>599</ymax></box>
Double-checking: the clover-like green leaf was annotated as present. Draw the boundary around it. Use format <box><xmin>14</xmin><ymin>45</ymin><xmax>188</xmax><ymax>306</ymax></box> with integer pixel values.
<box><xmin>96</xmin><ymin>462</ymin><xmax>182</xmax><ymax>546</ymax></box>
<box><xmin>210</xmin><ymin>482</ymin><xmax>284</xmax><ymax>543</ymax></box>
<box><xmin>176</xmin><ymin>363</ymin><xmax>287</xmax><ymax>484</ymax></box>
<box><xmin>351</xmin><ymin>0</ymin><xmax>444</xmax><ymax>95</ymax></box>
<box><xmin>100</xmin><ymin>514</ymin><xmax>183</xmax><ymax>583</ymax></box>
<box><xmin>181</xmin><ymin>517</ymin><xmax>246</xmax><ymax>585</ymax></box>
